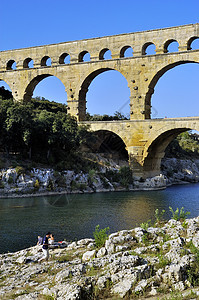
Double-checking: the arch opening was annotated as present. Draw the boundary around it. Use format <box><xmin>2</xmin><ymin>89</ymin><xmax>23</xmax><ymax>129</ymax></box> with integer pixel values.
<box><xmin>143</xmin><ymin>127</ymin><xmax>199</xmax><ymax>178</ymax></box>
<box><xmin>24</xmin><ymin>75</ymin><xmax>67</xmax><ymax>105</ymax></box>
<box><xmin>59</xmin><ymin>53</ymin><xmax>70</xmax><ymax>64</ymax></box>
<box><xmin>164</xmin><ymin>39</ymin><xmax>179</xmax><ymax>53</ymax></box>
<box><xmin>120</xmin><ymin>46</ymin><xmax>133</xmax><ymax>58</ymax></box>
<box><xmin>142</xmin><ymin>42</ymin><xmax>156</xmax><ymax>55</ymax></box>
<box><xmin>0</xmin><ymin>81</ymin><xmax>13</xmax><ymax>100</ymax></box>
<box><xmin>41</xmin><ymin>56</ymin><xmax>51</xmax><ymax>67</ymax></box>
<box><xmin>78</xmin><ymin>51</ymin><xmax>90</xmax><ymax>62</ymax></box>
<box><xmin>79</xmin><ymin>68</ymin><xmax>130</xmax><ymax>120</ymax></box>
<box><xmin>6</xmin><ymin>60</ymin><xmax>16</xmax><ymax>70</ymax></box>
<box><xmin>91</xmin><ymin>130</ymin><xmax>129</xmax><ymax>161</ymax></box>
<box><xmin>147</xmin><ymin>61</ymin><xmax>199</xmax><ymax>119</ymax></box>
<box><xmin>23</xmin><ymin>57</ymin><xmax>34</xmax><ymax>69</ymax></box>
<box><xmin>99</xmin><ymin>48</ymin><xmax>112</xmax><ymax>60</ymax></box>
<box><xmin>187</xmin><ymin>37</ymin><xmax>199</xmax><ymax>50</ymax></box>
<box><xmin>143</xmin><ymin>128</ymin><xmax>191</xmax><ymax>176</ymax></box>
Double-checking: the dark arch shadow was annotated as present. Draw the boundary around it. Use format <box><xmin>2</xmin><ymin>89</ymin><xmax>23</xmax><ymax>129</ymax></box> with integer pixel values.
<box><xmin>143</xmin><ymin>128</ymin><xmax>190</xmax><ymax>176</ymax></box>
<box><xmin>145</xmin><ymin>60</ymin><xmax>198</xmax><ymax>119</ymax></box>
<box><xmin>90</xmin><ymin>130</ymin><xmax>128</xmax><ymax>161</ymax></box>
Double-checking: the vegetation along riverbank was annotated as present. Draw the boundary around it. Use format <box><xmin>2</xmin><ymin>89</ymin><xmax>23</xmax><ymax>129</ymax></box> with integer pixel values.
<box><xmin>0</xmin><ymin>87</ymin><xmax>199</xmax><ymax>197</ymax></box>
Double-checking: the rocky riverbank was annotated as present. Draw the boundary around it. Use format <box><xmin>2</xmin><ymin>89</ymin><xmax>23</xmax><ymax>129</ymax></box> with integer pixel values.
<box><xmin>0</xmin><ymin>156</ymin><xmax>198</xmax><ymax>198</ymax></box>
<box><xmin>2</xmin><ymin>216</ymin><xmax>199</xmax><ymax>299</ymax></box>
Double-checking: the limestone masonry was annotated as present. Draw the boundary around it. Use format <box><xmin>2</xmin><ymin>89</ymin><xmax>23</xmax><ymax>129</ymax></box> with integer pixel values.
<box><xmin>0</xmin><ymin>24</ymin><xmax>199</xmax><ymax>177</ymax></box>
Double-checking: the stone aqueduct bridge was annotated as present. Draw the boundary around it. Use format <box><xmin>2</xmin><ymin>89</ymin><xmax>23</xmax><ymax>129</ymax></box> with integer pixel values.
<box><xmin>1</xmin><ymin>23</ymin><xmax>199</xmax><ymax>177</ymax></box>
<box><xmin>81</xmin><ymin>118</ymin><xmax>199</xmax><ymax>178</ymax></box>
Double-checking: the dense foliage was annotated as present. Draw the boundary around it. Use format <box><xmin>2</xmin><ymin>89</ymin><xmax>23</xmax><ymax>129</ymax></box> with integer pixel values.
<box><xmin>165</xmin><ymin>131</ymin><xmax>199</xmax><ymax>158</ymax></box>
<box><xmin>85</xmin><ymin>111</ymin><xmax>128</xmax><ymax>121</ymax></box>
<box><xmin>0</xmin><ymin>96</ymin><xmax>93</xmax><ymax>170</ymax></box>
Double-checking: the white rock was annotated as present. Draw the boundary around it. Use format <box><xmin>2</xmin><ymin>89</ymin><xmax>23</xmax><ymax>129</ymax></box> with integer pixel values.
<box><xmin>82</xmin><ymin>250</ymin><xmax>96</xmax><ymax>262</ymax></box>
<box><xmin>96</xmin><ymin>247</ymin><xmax>107</xmax><ymax>258</ymax></box>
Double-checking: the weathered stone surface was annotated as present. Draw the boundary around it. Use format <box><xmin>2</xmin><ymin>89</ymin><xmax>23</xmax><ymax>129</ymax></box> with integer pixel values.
<box><xmin>1</xmin><ymin>24</ymin><xmax>199</xmax><ymax>178</ymax></box>
<box><xmin>82</xmin><ymin>249</ymin><xmax>96</xmax><ymax>262</ymax></box>
<box><xmin>3</xmin><ymin>216</ymin><xmax>199</xmax><ymax>299</ymax></box>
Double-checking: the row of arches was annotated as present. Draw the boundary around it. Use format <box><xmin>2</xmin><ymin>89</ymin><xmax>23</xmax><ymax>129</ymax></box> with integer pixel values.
<box><xmin>1</xmin><ymin>62</ymin><xmax>199</xmax><ymax>120</ymax></box>
<box><xmin>5</xmin><ymin>37</ymin><xmax>199</xmax><ymax>70</ymax></box>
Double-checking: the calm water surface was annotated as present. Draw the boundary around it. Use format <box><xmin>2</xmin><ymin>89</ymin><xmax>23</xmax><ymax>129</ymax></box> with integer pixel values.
<box><xmin>0</xmin><ymin>183</ymin><xmax>199</xmax><ymax>254</ymax></box>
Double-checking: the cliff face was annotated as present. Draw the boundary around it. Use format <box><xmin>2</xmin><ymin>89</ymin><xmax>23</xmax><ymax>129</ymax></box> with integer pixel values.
<box><xmin>0</xmin><ymin>157</ymin><xmax>198</xmax><ymax>197</ymax></box>
<box><xmin>162</xmin><ymin>158</ymin><xmax>199</xmax><ymax>184</ymax></box>
<box><xmin>1</xmin><ymin>216</ymin><xmax>199</xmax><ymax>299</ymax></box>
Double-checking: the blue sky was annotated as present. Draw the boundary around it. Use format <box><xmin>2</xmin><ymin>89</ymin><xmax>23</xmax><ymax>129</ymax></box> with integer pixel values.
<box><xmin>0</xmin><ymin>0</ymin><xmax>199</xmax><ymax>118</ymax></box>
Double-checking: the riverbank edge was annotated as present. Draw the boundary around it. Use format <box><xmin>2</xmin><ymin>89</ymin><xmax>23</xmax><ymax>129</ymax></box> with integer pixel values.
<box><xmin>0</xmin><ymin>175</ymin><xmax>195</xmax><ymax>199</ymax></box>
<box><xmin>0</xmin><ymin>184</ymin><xmax>167</xmax><ymax>199</ymax></box>
<box><xmin>0</xmin><ymin>156</ymin><xmax>198</xmax><ymax>199</ymax></box>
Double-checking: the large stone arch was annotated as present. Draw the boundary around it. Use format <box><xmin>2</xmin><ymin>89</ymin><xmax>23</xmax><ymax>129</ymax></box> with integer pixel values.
<box><xmin>0</xmin><ymin>79</ymin><xmax>14</xmax><ymax>99</ymax></box>
<box><xmin>23</xmin><ymin>73</ymin><xmax>67</xmax><ymax>103</ymax></box>
<box><xmin>145</xmin><ymin>60</ymin><xmax>199</xmax><ymax>119</ymax></box>
<box><xmin>143</xmin><ymin>122</ymin><xmax>199</xmax><ymax>177</ymax></box>
<box><xmin>90</xmin><ymin>129</ymin><xmax>128</xmax><ymax>160</ymax></box>
<box><xmin>77</xmin><ymin>67</ymin><xmax>130</xmax><ymax>121</ymax></box>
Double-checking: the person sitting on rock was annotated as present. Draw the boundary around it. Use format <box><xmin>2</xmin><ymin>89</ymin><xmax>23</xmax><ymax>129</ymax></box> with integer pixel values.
<box><xmin>38</xmin><ymin>232</ymin><xmax>51</xmax><ymax>263</ymax></box>
<box><xmin>37</xmin><ymin>235</ymin><xmax>43</xmax><ymax>245</ymax></box>
<box><xmin>48</xmin><ymin>234</ymin><xmax>55</xmax><ymax>246</ymax></box>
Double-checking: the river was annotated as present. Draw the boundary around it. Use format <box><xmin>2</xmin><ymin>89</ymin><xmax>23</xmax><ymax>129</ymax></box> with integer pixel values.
<box><xmin>0</xmin><ymin>183</ymin><xmax>199</xmax><ymax>254</ymax></box>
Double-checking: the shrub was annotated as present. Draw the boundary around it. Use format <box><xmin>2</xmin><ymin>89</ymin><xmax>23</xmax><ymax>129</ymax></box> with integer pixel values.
<box><xmin>169</xmin><ymin>206</ymin><xmax>190</xmax><ymax>221</ymax></box>
<box><xmin>15</xmin><ymin>166</ymin><xmax>25</xmax><ymax>176</ymax></box>
<box><xmin>155</xmin><ymin>208</ymin><xmax>165</xmax><ymax>223</ymax></box>
<box><xmin>34</xmin><ymin>179</ymin><xmax>40</xmax><ymax>190</ymax></box>
<box><xmin>140</xmin><ymin>219</ymin><xmax>151</xmax><ymax>230</ymax></box>
<box><xmin>8</xmin><ymin>176</ymin><xmax>14</xmax><ymax>184</ymax></box>
<box><xmin>119</xmin><ymin>166</ymin><xmax>133</xmax><ymax>188</ymax></box>
<box><xmin>0</xmin><ymin>180</ymin><xmax>4</xmax><ymax>189</ymax></box>
<box><xmin>93</xmin><ymin>225</ymin><xmax>110</xmax><ymax>248</ymax></box>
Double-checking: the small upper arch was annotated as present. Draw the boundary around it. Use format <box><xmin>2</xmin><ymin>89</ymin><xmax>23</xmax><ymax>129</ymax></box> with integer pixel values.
<box><xmin>142</xmin><ymin>42</ymin><xmax>156</xmax><ymax>55</ymax></box>
<box><xmin>187</xmin><ymin>36</ymin><xmax>199</xmax><ymax>50</ymax></box>
<box><xmin>164</xmin><ymin>39</ymin><xmax>179</xmax><ymax>53</ymax></box>
<box><xmin>120</xmin><ymin>46</ymin><xmax>133</xmax><ymax>58</ymax></box>
<box><xmin>6</xmin><ymin>60</ymin><xmax>17</xmax><ymax>70</ymax></box>
<box><xmin>23</xmin><ymin>57</ymin><xmax>34</xmax><ymax>69</ymax></box>
<box><xmin>78</xmin><ymin>51</ymin><xmax>90</xmax><ymax>62</ymax></box>
<box><xmin>99</xmin><ymin>48</ymin><xmax>112</xmax><ymax>60</ymax></box>
<box><xmin>59</xmin><ymin>53</ymin><xmax>70</xmax><ymax>64</ymax></box>
<box><xmin>41</xmin><ymin>56</ymin><xmax>52</xmax><ymax>67</ymax></box>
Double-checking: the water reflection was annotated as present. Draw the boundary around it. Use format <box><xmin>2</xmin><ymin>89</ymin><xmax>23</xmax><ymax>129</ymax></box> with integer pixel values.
<box><xmin>0</xmin><ymin>183</ymin><xmax>199</xmax><ymax>254</ymax></box>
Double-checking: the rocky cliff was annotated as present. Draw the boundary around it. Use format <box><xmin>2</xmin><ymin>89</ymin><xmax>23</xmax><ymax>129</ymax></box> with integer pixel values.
<box><xmin>0</xmin><ymin>156</ymin><xmax>198</xmax><ymax>197</ymax></box>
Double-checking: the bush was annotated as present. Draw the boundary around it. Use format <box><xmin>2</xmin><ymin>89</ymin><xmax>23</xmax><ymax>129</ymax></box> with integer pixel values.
<box><xmin>119</xmin><ymin>166</ymin><xmax>133</xmax><ymax>188</ymax></box>
<box><xmin>169</xmin><ymin>206</ymin><xmax>190</xmax><ymax>221</ymax></box>
<box><xmin>8</xmin><ymin>176</ymin><xmax>14</xmax><ymax>184</ymax></box>
<box><xmin>34</xmin><ymin>179</ymin><xmax>40</xmax><ymax>190</ymax></box>
<box><xmin>93</xmin><ymin>225</ymin><xmax>110</xmax><ymax>248</ymax></box>
<box><xmin>155</xmin><ymin>208</ymin><xmax>165</xmax><ymax>223</ymax></box>
<box><xmin>15</xmin><ymin>166</ymin><xmax>25</xmax><ymax>176</ymax></box>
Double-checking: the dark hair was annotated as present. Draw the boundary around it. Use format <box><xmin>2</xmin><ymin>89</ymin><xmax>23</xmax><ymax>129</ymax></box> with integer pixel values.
<box><xmin>46</xmin><ymin>232</ymin><xmax>51</xmax><ymax>235</ymax></box>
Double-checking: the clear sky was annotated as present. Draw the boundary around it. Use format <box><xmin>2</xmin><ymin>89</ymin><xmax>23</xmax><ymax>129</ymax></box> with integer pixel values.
<box><xmin>0</xmin><ymin>0</ymin><xmax>199</xmax><ymax>118</ymax></box>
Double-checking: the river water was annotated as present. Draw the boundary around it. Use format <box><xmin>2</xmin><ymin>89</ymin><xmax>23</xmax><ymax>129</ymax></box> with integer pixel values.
<box><xmin>1</xmin><ymin>183</ymin><xmax>199</xmax><ymax>254</ymax></box>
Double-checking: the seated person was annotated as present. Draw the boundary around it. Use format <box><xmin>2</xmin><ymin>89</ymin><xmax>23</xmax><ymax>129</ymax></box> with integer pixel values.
<box><xmin>37</xmin><ymin>235</ymin><xmax>43</xmax><ymax>245</ymax></box>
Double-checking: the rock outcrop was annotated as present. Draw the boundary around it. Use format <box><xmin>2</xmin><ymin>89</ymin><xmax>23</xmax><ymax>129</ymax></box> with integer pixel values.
<box><xmin>2</xmin><ymin>217</ymin><xmax>199</xmax><ymax>299</ymax></box>
<box><xmin>0</xmin><ymin>157</ymin><xmax>198</xmax><ymax>197</ymax></box>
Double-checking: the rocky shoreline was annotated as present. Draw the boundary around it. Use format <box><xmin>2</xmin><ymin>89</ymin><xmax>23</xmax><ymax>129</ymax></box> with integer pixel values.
<box><xmin>2</xmin><ymin>216</ymin><xmax>199</xmax><ymax>299</ymax></box>
<box><xmin>0</xmin><ymin>157</ymin><xmax>198</xmax><ymax>198</ymax></box>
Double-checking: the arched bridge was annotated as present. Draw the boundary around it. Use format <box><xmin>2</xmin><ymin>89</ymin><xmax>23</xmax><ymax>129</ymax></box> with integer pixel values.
<box><xmin>1</xmin><ymin>23</ymin><xmax>199</xmax><ymax>177</ymax></box>
<box><xmin>81</xmin><ymin>118</ymin><xmax>199</xmax><ymax>178</ymax></box>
